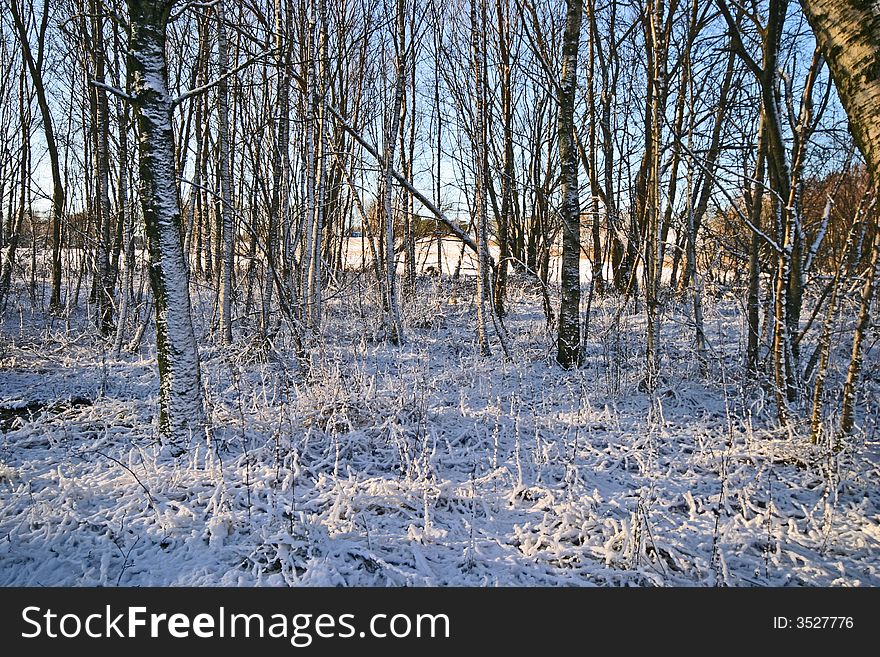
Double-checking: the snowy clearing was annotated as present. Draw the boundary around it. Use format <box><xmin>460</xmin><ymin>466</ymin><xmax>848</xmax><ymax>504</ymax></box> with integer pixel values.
<box><xmin>1</xmin><ymin>278</ymin><xmax>878</xmax><ymax>587</ymax></box>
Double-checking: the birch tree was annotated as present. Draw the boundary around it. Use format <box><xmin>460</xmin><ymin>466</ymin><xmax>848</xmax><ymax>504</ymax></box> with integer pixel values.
<box><xmin>381</xmin><ymin>0</ymin><xmax>406</xmax><ymax>344</ymax></box>
<box><xmin>471</xmin><ymin>0</ymin><xmax>493</xmax><ymax>356</ymax></box>
<box><xmin>9</xmin><ymin>0</ymin><xmax>65</xmax><ymax>311</ymax></box>
<box><xmin>555</xmin><ymin>0</ymin><xmax>583</xmax><ymax>369</ymax></box>
<box><xmin>216</xmin><ymin>0</ymin><xmax>234</xmax><ymax>345</ymax></box>
<box><xmin>0</xmin><ymin>63</ymin><xmax>29</xmax><ymax>306</ymax></box>
<box><xmin>799</xmin><ymin>0</ymin><xmax>880</xmax><ymax>435</ymax></box>
<box><xmin>126</xmin><ymin>0</ymin><xmax>206</xmax><ymax>443</ymax></box>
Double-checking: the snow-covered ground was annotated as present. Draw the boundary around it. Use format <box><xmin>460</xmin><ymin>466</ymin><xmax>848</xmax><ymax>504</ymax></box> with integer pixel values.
<box><xmin>0</xmin><ymin>274</ymin><xmax>878</xmax><ymax>586</ymax></box>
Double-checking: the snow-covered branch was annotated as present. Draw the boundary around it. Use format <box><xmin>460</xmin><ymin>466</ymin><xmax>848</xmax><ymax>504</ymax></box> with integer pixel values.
<box><xmin>90</xmin><ymin>78</ymin><xmax>133</xmax><ymax>102</ymax></box>
<box><xmin>170</xmin><ymin>1</ymin><xmax>220</xmax><ymax>22</ymax></box>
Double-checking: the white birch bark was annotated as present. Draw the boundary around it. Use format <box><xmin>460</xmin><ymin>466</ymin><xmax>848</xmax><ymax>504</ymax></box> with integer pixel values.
<box><xmin>216</xmin><ymin>0</ymin><xmax>235</xmax><ymax>344</ymax></box>
<box><xmin>381</xmin><ymin>0</ymin><xmax>406</xmax><ymax>344</ymax></box>
<box><xmin>555</xmin><ymin>0</ymin><xmax>584</xmax><ymax>368</ymax></box>
<box><xmin>126</xmin><ymin>0</ymin><xmax>206</xmax><ymax>443</ymax></box>
<box><xmin>799</xmin><ymin>0</ymin><xmax>880</xmax><ymax>434</ymax></box>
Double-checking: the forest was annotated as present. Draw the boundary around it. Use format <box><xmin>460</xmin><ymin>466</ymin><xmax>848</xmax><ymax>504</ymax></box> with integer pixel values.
<box><xmin>0</xmin><ymin>0</ymin><xmax>878</xmax><ymax>586</ymax></box>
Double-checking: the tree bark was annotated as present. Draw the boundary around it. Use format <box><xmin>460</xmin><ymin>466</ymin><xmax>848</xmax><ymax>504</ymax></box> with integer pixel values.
<box><xmin>126</xmin><ymin>0</ymin><xmax>206</xmax><ymax>443</ymax></box>
<box><xmin>216</xmin><ymin>0</ymin><xmax>235</xmax><ymax>344</ymax></box>
<box><xmin>556</xmin><ymin>0</ymin><xmax>584</xmax><ymax>369</ymax></box>
<box><xmin>9</xmin><ymin>0</ymin><xmax>65</xmax><ymax>311</ymax></box>
<box><xmin>494</xmin><ymin>0</ymin><xmax>514</xmax><ymax>315</ymax></box>
<box><xmin>746</xmin><ymin>123</ymin><xmax>767</xmax><ymax>372</ymax></box>
<box><xmin>381</xmin><ymin>0</ymin><xmax>406</xmax><ymax>344</ymax></box>
<box><xmin>799</xmin><ymin>0</ymin><xmax>880</xmax><ymax>434</ymax></box>
<box><xmin>799</xmin><ymin>0</ymin><xmax>880</xmax><ymax>181</ymax></box>
<box><xmin>87</xmin><ymin>0</ymin><xmax>114</xmax><ymax>336</ymax></box>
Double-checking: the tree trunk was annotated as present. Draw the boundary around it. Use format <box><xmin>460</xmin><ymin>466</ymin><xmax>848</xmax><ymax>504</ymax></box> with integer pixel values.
<box><xmin>746</xmin><ymin>125</ymin><xmax>767</xmax><ymax>372</ymax></box>
<box><xmin>585</xmin><ymin>0</ymin><xmax>604</xmax><ymax>297</ymax></box>
<box><xmin>641</xmin><ymin>0</ymin><xmax>668</xmax><ymax>390</ymax></box>
<box><xmin>840</xmin><ymin>221</ymin><xmax>880</xmax><ymax>435</ymax></box>
<box><xmin>265</xmin><ymin>0</ymin><xmax>292</xmax><ymax>337</ymax></box>
<box><xmin>0</xmin><ymin>67</ymin><xmax>29</xmax><ymax>306</ymax></box>
<box><xmin>382</xmin><ymin>0</ymin><xmax>406</xmax><ymax>344</ymax></box>
<box><xmin>471</xmin><ymin>0</ymin><xmax>495</xmax><ymax>356</ymax></box>
<box><xmin>810</xmin><ymin>211</ymin><xmax>859</xmax><ymax>443</ymax></box>
<box><xmin>87</xmin><ymin>0</ymin><xmax>115</xmax><ymax>336</ymax></box>
<box><xmin>216</xmin><ymin>0</ymin><xmax>235</xmax><ymax>344</ymax></box>
<box><xmin>112</xmin><ymin>79</ymin><xmax>133</xmax><ymax>357</ymax></box>
<box><xmin>799</xmin><ymin>0</ymin><xmax>880</xmax><ymax>435</ymax></box>
<box><xmin>10</xmin><ymin>0</ymin><xmax>65</xmax><ymax>312</ymax></box>
<box><xmin>800</xmin><ymin>0</ymin><xmax>880</xmax><ymax>181</ymax></box>
<box><xmin>556</xmin><ymin>0</ymin><xmax>584</xmax><ymax>369</ymax></box>
<box><xmin>494</xmin><ymin>0</ymin><xmax>513</xmax><ymax>315</ymax></box>
<box><xmin>126</xmin><ymin>0</ymin><xmax>206</xmax><ymax>443</ymax></box>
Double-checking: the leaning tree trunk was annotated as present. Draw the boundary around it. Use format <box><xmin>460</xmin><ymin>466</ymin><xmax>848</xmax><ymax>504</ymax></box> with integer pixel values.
<box><xmin>800</xmin><ymin>0</ymin><xmax>880</xmax><ymax>180</ymax></box>
<box><xmin>126</xmin><ymin>0</ymin><xmax>206</xmax><ymax>443</ymax></box>
<box><xmin>799</xmin><ymin>0</ymin><xmax>880</xmax><ymax>434</ymax></box>
<box><xmin>840</xmin><ymin>227</ymin><xmax>880</xmax><ymax>435</ymax></box>
<box><xmin>9</xmin><ymin>0</ymin><xmax>65</xmax><ymax>312</ymax></box>
<box><xmin>556</xmin><ymin>0</ymin><xmax>584</xmax><ymax>369</ymax></box>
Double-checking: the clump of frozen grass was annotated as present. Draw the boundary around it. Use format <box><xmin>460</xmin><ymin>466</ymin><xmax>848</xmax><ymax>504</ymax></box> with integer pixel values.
<box><xmin>0</xmin><ymin>461</ymin><xmax>19</xmax><ymax>484</ymax></box>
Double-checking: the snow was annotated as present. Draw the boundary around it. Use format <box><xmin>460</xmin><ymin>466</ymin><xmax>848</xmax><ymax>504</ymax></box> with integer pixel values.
<box><xmin>0</xmin><ymin>276</ymin><xmax>878</xmax><ymax>586</ymax></box>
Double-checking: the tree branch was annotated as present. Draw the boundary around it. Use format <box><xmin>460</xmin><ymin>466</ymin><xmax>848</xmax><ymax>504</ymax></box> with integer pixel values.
<box><xmin>90</xmin><ymin>78</ymin><xmax>133</xmax><ymax>102</ymax></box>
<box><xmin>715</xmin><ymin>0</ymin><xmax>763</xmax><ymax>79</ymax></box>
<box><xmin>171</xmin><ymin>47</ymin><xmax>277</xmax><ymax>107</ymax></box>
<box><xmin>170</xmin><ymin>1</ymin><xmax>220</xmax><ymax>22</ymax></box>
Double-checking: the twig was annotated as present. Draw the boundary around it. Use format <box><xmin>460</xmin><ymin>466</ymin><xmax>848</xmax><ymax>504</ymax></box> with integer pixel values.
<box><xmin>116</xmin><ymin>535</ymin><xmax>141</xmax><ymax>586</ymax></box>
<box><xmin>89</xmin><ymin>79</ymin><xmax>133</xmax><ymax>102</ymax></box>
<box><xmin>95</xmin><ymin>449</ymin><xmax>156</xmax><ymax>508</ymax></box>
<box><xmin>172</xmin><ymin>48</ymin><xmax>278</xmax><ymax>107</ymax></box>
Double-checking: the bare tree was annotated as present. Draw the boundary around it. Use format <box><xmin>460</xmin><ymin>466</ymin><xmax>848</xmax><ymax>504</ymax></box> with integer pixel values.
<box><xmin>126</xmin><ymin>0</ymin><xmax>206</xmax><ymax>443</ymax></box>
<box><xmin>799</xmin><ymin>0</ymin><xmax>880</xmax><ymax>435</ymax></box>
<box><xmin>556</xmin><ymin>0</ymin><xmax>583</xmax><ymax>369</ymax></box>
<box><xmin>380</xmin><ymin>0</ymin><xmax>406</xmax><ymax>344</ymax></box>
<box><xmin>471</xmin><ymin>0</ymin><xmax>493</xmax><ymax>356</ymax></box>
<box><xmin>9</xmin><ymin>0</ymin><xmax>65</xmax><ymax>311</ymax></box>
<box><xmin>216</xmin><ymin>0</ymin><xmax>235</xmax><ymax>344</ymax></box>
<box><xmin>0</xmin><ymin>60</ymin><xmax>30</xmax><ymax>305</ymax></box>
